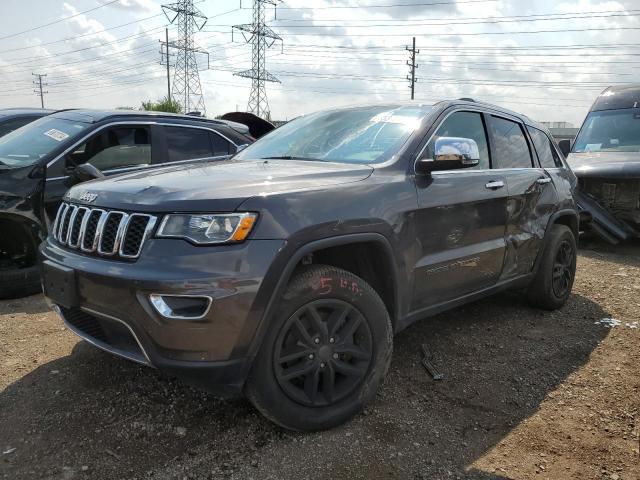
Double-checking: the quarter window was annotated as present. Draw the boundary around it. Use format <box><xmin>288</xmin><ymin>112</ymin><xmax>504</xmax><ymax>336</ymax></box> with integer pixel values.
<box><xmin>165</xmin><ymin>126</ymin><xmax>213</xmax><ymax>162</ymax></box>
<box><xmin>210</xmin><ymin>132</ymin><xmax>232</xmax><ymax>156</ymax></box>
<box><xmin>489</xmin><ymin>116</ymin><xmax>532</xmax><ymax>169</ymax></box>
<box><xmin>528</xmin><ymin>127</ymin><xmax>563</xmax><ymax>168</ymax></box>
<box><xmin>425</xmin><ymin>111</ymin><xmax>490</xmax><ymax>169</ymax></box>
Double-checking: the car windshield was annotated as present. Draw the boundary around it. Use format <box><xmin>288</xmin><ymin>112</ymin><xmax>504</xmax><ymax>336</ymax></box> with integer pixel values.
<box><xmin>234</xmin><ymin>105</ymin><xmax>432</xmax><ymax>165</ymax></box>
<box><xmin>0</xmin><ymin>116</ymin><xmax>89</xmax><ymax>168</ymax></box>
<box><xmin>573</xmin><ymin>108</ymin><xmax>640</xmax><ymax>153</ymax></box>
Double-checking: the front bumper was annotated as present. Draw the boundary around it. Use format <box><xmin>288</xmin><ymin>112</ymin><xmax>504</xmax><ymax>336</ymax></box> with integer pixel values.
<box><xmin>41</xmin><ymin>236</ymin><xmax>286</xmax><ymax>396</ymax></box>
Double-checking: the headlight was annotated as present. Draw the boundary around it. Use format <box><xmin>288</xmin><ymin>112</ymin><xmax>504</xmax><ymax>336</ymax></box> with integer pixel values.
<box><xmin>156</xmin><ymin>213</ymin><xmax>258</xmax><ymax>244</ymax></box>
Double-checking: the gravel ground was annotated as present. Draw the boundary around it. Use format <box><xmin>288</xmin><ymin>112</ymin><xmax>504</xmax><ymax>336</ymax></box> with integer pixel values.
<box><xmin>0</xmin><ymin>241</ymin><xmax>638</xmax><ymax>480</ymax></box>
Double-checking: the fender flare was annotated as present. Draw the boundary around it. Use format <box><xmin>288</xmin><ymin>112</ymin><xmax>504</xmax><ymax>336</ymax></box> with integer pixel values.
<box><xmin>242</xmin><ymin>232</ymin><xmax>401</xmax><ymax>359</ymax></box>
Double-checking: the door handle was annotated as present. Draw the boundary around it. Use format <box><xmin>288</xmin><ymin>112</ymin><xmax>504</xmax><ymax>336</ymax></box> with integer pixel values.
<box><xmin>485</xmin><ymin>180</ymin><xmax>505</xmax><ymax>190</ymax></box>
<box><xmin>536</xmin><ymin>177</ymin><xmax>552</xmax><ymax>185</ymax></box>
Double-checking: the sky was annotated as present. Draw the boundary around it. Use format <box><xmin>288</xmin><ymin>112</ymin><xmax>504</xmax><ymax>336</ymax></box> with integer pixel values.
<box><xmin>0</xmin><ymin>0</ymin><xmax>638</xmax><ymax>125</ymax></box>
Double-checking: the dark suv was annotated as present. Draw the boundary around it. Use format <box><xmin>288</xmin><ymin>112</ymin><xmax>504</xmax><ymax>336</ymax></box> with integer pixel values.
<box><xmin>0</xmin><ymin>109</ymin><xmax>253</xmax><ymax>299</ymax></box>
<box><xmin>41</xmin><ymin>100</ymin><xmax>579</xmax><ymax>431</ymax></box>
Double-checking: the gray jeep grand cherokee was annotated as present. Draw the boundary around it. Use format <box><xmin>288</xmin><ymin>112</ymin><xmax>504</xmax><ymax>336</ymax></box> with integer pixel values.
<box><xmin>41</xmin><ymin>100</ymin><xmax>579</xmax><ymax>431</ymax></box>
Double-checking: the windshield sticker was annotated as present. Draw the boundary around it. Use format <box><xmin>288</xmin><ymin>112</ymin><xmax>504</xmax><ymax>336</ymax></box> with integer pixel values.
<box><xmin>44</xmin><ymin>129</ymin><xmax>69</xmax><ymax>142</ymax></box>
<box><xmin>584</xmin><ymin>143</ymin><xmax>602</xmax><ymax>152</ymax></box>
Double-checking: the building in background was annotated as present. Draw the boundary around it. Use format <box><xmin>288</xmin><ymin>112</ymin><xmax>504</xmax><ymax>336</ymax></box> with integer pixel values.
<box><xmin>541</xmin><ymin>121</ymin><xmax>579</xmax><ymax>143</ymax></box>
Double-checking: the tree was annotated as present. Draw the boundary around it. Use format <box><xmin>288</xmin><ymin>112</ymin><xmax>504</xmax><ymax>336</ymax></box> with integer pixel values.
<box><xmin>141</xmin><ymin>96</ymin><xmax>182</xmax><ymax>114</ymax></box>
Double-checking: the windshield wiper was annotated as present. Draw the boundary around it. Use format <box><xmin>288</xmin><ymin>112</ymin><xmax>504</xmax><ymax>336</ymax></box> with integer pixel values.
<box><xmin>260</xmin><ymin>155</ymin><xmax>324</xmax><ymax>161</ymax></box>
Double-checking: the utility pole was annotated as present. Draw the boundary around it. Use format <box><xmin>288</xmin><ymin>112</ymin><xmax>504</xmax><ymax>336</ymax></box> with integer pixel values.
<box><xmin>406</xmin><ymin>37</ymin><xmax>419</xmax><ymax>100</ymax></box>
<box><xmin>233</xmin><ymin>0</ymin><xmax>283</xmax><ymax>120</ymax></box>
<box><xmin>161</xmin><ymin>1</ymin><xmax>209</xmax><ymax>115</ymax></box>
<box><xmin>164</xmin><ymin>28</ymin><xmax>171</xmax><ymax>99</ymax></box>
<box><xmin>32</xmin><ymin>73</ymin><xmax>48</xmax><ymax>108</ymax></box>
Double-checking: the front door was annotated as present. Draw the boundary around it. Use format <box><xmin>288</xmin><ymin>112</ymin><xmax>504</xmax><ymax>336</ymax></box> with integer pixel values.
<box><xmin>43</xmin><ymin>124</ymin><xmax>155</xmax><ymax>226</ymax></box>
<box><xmin>411</xmin><ymin>110</ymin><xmax>508</xmax><ymax>311</ymax></box>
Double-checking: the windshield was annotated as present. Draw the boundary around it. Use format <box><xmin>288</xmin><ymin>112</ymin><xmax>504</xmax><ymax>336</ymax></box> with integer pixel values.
<box><xmin>0</xmin><ymin>116</ymin><xmax>89</xmax><ymax>167</ymax></box>
<box><xmin>234</xmin><ymin>105</ymin><xmax>432</xmax><ymax>165</ymax></box>
<box><xmin>573</xmin><ymin>108</ymin><xmax>640</xmax><ymax>153</ymax></box>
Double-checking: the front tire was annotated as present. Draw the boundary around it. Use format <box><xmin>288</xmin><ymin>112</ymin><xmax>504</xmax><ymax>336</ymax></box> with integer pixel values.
<box><xmin>245</xmin><ymin>265</ymin><xmax>393</xmax><ymax>431</ymax></box>
<box><xmin>527</xmin><ymin>224</ymin><xmax>577</xmax><ymax>310</ymax></box>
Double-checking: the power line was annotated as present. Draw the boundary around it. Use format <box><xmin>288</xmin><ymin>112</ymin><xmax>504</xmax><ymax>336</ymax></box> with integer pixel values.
<box><xmin>0</xmin><ymin>0</ymin><xmax>121</xmax><ymax>41</ymax></box>
<box><xmin>203</xmin><ymin>25</ymin><xmax>640</xmax><ymax>37</ymax></box>
<box><xmin>267</xmin><ymin>10</ymin><xmax>640</xmax><ymax>28</ymax></box>
<box><xmin>270</xmin><ymin>8</ymin><xmax>639</xmax><ymax>23</ymax></box>
<box><xmin>272</xmin><ymin>0</ymin><xmax>499</xmax><ymax>10</ymax></box>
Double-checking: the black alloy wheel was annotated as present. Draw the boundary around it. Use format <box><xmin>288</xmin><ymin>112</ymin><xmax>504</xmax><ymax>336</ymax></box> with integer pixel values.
<box><xmin>273</xmin><ymin>299</ymin><xmax>373</xmax><ymax>407</ymax></box>
<box><xmin>552</xmin><ymin>239</ymin><xmax>574</xmax><ymax>298</ymax></box>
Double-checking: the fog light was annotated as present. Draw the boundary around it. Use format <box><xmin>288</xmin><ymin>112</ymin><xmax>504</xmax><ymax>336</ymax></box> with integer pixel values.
<box><xmin>149</xmin><ymin>294</ymin><xmax>212</xmax><ymax>320</ymax></box>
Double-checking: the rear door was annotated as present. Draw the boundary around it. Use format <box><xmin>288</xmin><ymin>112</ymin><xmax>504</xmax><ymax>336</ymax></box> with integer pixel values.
<box><xmin>156</xmin><ymin>125</ymin><xmax>234</xmax><ymax>165</ymax></box>
<box><xmin>411</xmin><ymin>109</ymin><xmax>508</xmax><ymax>311</ymax></box>
<box><xmin>487</xmin><ymin>115</ymin><xmax>556</xmax><ymax>279</ymax></box>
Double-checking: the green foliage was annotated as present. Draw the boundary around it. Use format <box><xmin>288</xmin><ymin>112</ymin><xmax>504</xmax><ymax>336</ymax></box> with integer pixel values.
<box><xmin>141</xmin><ymin>96</ymin><xmax>182</xmax><ymax>114</ymax></box>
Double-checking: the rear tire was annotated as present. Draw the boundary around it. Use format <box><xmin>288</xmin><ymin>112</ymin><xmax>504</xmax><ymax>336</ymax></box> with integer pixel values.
<box><xmin>527</xmin><ymin>224</ymin><xmax>577</xmax><ymax>310</ymax></box>
<box><xmin>0</xmin><ymin>264</ymin><xmax>42</xmax><ymax>300</ymax></box>
<box><xmin>245</xmin><ymin>265</ymin><xmax>393</xmax><ymax>431</ymax></box>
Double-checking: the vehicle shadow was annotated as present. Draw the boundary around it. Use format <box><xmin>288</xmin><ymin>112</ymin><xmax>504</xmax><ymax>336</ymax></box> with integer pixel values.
<box><xmin>0</xmin><ymin>292</ymin><xmax>49</xmax><ymax>315</ymax></box>
<box><xmin>0</xmin><ymin>292</ymin><xmax>610</xmax><ymax>479</ymax></box>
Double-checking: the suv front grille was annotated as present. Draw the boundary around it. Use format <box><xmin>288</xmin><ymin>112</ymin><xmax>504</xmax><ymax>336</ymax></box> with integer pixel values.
<box><xmin>52</xmin><ymin>202</ymin><xmax>157</xmax><ymax>260</ymax></box>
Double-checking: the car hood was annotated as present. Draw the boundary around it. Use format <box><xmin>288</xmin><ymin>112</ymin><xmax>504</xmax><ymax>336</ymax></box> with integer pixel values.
<box><xmin>567</xmin><ymin>152</ymin><xmax>640</xmax><ymax>179</ymax></box>
<box><xmin>65</xmin><ymin>158</ymin><xmax>374</xmax><ymax>212</ymax></box>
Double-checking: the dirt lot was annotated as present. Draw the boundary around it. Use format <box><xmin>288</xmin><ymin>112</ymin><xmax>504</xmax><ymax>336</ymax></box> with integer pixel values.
<box><xmin>1</xmin><ymin>241</ymin><xmax>638</xmax><ymax>480</ymax></box>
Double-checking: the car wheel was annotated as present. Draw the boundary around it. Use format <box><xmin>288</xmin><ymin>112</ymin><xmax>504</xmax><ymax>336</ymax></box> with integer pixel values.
<box><xmin>245</xmin><ymin>265</ymin><xmax>393</xmax><ymax>431</ymax></box>
<box><xmin>527</xmin><ymin>224</ymin><xmax>577</xmax><ymax>310</ymax></box>
<box><xmin>0</xmin><ymin>264</ymin><xmax>42</xmax><ymax>300</ymax></box>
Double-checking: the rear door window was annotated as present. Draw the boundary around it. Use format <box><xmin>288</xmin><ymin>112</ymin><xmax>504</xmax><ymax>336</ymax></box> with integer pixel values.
<box><xmin>164</xmin><ymin>126</ymin><xmax>213</xmax><ymax>162</ymax></box>
<box><xmin>489</xmin><ymin>116</ymin><xmax>533</xmax><ymax>169</ymax></box>
<box><xmin>527</xmin><ymin>126</ymin><xmax>563</xmax><ymax>168</ymax></box>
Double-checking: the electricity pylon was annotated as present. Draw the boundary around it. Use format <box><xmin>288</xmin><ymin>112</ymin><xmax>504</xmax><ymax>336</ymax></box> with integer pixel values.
<box><xmin>162</xmin><ymin>0</ymin><xmax>209</xmax><ymax>115</ymax></box>
<box><xmin>233</xmin><ymin>0</ymin><xmax>282</xmax><ymax>120</ymax></box>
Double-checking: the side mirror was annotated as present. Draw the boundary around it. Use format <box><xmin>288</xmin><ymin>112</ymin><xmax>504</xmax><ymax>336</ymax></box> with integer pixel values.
<box><xmin>416</xmin><ymin>137</ymin><xmax>480</xmax><ymax>174</ymax></box>
<box><xmin>65</xmin><ymin>163</ymin><xmax>105</xmax><ymax>187</ymax></box>
<box><xmin>558</xmin><ymin>139</ymin><xmax>572</xmax><ymax>157</ymax></box>
<box><xmin>236</xmin><ymin>143</ymin><xmax>249</xmax><ymax>153</ymax></box>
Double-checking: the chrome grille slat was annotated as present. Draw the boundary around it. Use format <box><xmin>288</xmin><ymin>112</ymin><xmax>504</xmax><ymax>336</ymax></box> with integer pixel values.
<box><xmin>64</xmin><ymin>206</ymin><xmax>79</xmax><ymax>245</ymax></box>
<box><xmin>52</xmin><ymin>202</ymin><xmax>156</xmax><ymax>260</ymax></box>
<box><xmin>55</xmin><ymin>204</ymin><xmax>69</xmax><ymax>241</ymax></box>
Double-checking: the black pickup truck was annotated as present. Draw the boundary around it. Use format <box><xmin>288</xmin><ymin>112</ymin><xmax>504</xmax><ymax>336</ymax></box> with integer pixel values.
<box><xmin>41</xmin><ymin>100</ymin><xmax>579</xmax><ymax>431</ymax></box>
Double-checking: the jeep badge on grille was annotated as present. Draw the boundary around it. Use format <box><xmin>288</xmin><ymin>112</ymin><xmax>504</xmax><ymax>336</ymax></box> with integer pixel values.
<box><xmin>79</xmin><ymin>192</ymin><xmax>98</xmax><ymax>203</ymax></box>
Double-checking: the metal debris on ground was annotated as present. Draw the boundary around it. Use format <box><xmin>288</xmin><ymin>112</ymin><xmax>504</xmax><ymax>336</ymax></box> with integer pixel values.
<box><xmin>594</xmin><ymin>318</ymin><xmax>622</xmax><ymax>328</ymax></box>
<box><xmin>421</xmin><ymin>344</ymin><xmax>444</xmax><ymax>381</ymax></box>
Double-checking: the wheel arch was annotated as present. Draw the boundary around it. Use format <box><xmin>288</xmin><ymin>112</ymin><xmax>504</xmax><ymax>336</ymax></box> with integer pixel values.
<box><xmin>245</xmin><ymin>233</ymin><xmax>401</xmax><ymax>359</ymax></box>
<box><xmin>532</xmin><ymin>209</ymin><xmax>579</xmax><ymax>274</ymax></box>
<box><xmin>0</xmin><ymin>213</ymin><xmax>45</xmax><ymax>269</ymax></box>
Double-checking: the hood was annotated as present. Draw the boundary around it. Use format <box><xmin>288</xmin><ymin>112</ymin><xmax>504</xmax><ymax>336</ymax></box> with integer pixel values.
<box><xmin>65</xmin><ymin>158</ymin><xmax>373</xmax><ymax>212</ymax></box>
<box><xmin>567</xmin><ymin>151</ymin><xmax>640</xmax><ymax>179</ymax></box>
